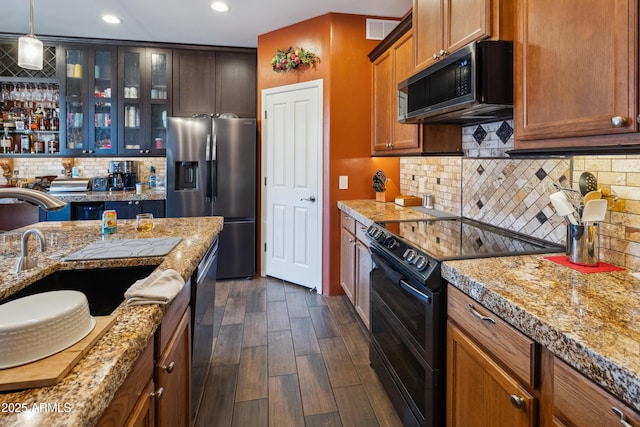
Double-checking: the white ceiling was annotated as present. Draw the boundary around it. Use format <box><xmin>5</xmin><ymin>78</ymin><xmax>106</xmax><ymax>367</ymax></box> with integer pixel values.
<box><xmin>1</xmin><ymin>0</ymin><xmax>412</xmax><ymax>48</ymax></box>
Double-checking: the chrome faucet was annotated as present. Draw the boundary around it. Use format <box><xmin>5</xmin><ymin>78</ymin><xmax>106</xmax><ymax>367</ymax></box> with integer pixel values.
<box><xmin>15</xmin><ymin>229</ymin><xmax>46</xmax><ymax>273</ymax></box>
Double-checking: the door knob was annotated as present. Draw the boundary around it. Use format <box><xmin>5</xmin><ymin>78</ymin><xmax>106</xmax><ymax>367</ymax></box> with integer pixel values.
<box><xmin>300</xmin><ymin>196</ymin><xmax>316</xmax><ymax>202</ymax></box>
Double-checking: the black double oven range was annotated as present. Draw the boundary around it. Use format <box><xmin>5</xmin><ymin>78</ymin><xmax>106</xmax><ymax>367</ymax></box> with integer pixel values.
<box><xmin>365</xmin><ymin>216</ymin><xmax>562</xmax><ymax>426</ymax></box>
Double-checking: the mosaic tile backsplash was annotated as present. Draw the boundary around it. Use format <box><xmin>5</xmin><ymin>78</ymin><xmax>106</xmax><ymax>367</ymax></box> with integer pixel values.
<box><xmin>400</xmin><ymin>121</ymin><xmax>640</xmax><ymax>270</ymax></box>
<box><xmin>401</xmin><ymin>157</ymin><xmax>569</xmax><ymax>244</ymax></box>
<box><xmin>462</xmin><ymin>120</ymin><xmax>515</xmax><ymax>157</ymax></box>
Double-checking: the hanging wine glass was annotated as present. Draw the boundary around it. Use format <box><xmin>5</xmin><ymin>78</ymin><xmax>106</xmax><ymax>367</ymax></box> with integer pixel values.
<box><xmin>44</xmin><ymin>84</ymin><xmax>53</xmax><ymax>102</ymax></box>
<box><xmin>34</xmin><ymin>84</ymin><xmax>44</xmax><ymax>102</ymax></box>
<box><xmin>1</xmin><ymin>84</ymin><xmax>10</xmax><ymax>102</ymax></box>
<box><xmin>21</xmin><ymin>84</ymin><xmax>31</xmax><ymax>102</ymax></box>
<box><xmin>10</xmin><ymin>83</ymin><xmax>18</xmax><ymax>101</ymax></box>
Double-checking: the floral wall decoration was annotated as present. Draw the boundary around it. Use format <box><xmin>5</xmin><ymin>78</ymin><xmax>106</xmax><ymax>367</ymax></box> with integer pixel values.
<box><xmin>271</xmin><ymin>47</ymin><xmax>320</xmax><ymax>72</ymax></box>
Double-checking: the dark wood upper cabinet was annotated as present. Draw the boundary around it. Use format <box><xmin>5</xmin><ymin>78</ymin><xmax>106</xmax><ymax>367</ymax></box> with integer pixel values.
<box><xmin>173</xmin><ymin>49</ymin><xmax>256</xmax><ymax>118</ymax></box>
<box><xmin>215</xmin><ymin>52</ymin><xmax>257</xmax><ymax>118</ymax></box>
<box><xmin>172</xmin><ymin>50</ymin><xmax>216</xmax><ymax>117</ymax></box>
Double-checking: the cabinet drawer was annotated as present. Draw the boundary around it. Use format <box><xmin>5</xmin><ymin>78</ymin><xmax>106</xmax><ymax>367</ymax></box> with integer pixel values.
<box><xmin>554</xmin><ymin>357</ymin><xmax>640</xmax><ymax>426</ymax></box>
<box><xmin>355</xmin><ymin>221</ymin><xmax>370</xmax><ymax>246</ymax></box>
<box><xmin>448</xmin><ymin>286</ymin><xmax>537</xmax><ymax>387</ymax></box>
<box><xmin>341</xmin><ymin>212</ymin><xmax>356</xmax><ymax>234</ymax></box>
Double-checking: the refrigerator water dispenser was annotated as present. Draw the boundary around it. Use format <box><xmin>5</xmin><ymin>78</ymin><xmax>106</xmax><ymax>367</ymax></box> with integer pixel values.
<box><xmin>176</xmin><ymin>162</ymin><xmax>198</xmax><ymax>190</ymax></box>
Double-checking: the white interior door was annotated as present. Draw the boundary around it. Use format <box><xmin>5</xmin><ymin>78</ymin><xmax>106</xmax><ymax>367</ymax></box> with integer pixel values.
<box><xmin>262</xmin><ymin>80</ymin><xmax>323</xmax><ymax>291</ymax></box>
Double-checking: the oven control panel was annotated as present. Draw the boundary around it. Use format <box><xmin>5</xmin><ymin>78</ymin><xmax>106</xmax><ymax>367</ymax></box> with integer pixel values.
<box><xmin>366</xmin><ymin>224</ymin><xmax>435</xmax><ymax>275</ymax></box>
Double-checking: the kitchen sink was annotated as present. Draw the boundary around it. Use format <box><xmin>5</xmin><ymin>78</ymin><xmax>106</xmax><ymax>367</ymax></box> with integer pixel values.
<box><xmin>3</xmin><ymin>265</ymin><xmax>160</xmax><ymax>316</ymax></box>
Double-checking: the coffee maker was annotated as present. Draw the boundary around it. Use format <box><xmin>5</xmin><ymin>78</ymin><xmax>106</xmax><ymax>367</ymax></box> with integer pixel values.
<box><xmin>109</xmin><ymin>160</ymin><xmax>137</xmax><ymax>191</ymax></box>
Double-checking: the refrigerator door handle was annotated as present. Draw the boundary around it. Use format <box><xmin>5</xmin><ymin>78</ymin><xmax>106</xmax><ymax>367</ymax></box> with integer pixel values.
<box><xmin>206</xmin><ymin>133</ymin><xmax>213</xmax><ymax>202</ymax></box>
<box><xmin>205</xmin><ymin>133</ymin><xmax>211</xmax><ymax>161</ymax></box>
<box><xmin>212</xmin><ymin>133</ymin><xmax>218</xmax><ymax>202</ymax></box>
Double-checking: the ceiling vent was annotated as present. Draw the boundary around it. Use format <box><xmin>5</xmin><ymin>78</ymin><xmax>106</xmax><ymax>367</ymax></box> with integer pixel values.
<box><xmin>366</xmin><ymin>19</ymin><xmax>400</xmax><ymax>40</ymax></box>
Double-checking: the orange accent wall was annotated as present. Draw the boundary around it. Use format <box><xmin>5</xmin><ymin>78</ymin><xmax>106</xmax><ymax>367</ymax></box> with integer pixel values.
<box><xmin>258</xmin><ymin>13</ymin><xmax>400</xmax><ymax>296</ymax></box>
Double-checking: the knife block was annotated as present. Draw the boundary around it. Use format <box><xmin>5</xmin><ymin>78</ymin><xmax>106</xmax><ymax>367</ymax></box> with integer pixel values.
<box><xmin>376</xmin><ymin>179</ymin><xmax>399</xmax><ymax>202</ymax></box>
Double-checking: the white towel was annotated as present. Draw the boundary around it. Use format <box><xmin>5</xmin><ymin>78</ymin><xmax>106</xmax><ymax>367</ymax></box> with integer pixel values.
<box><xmin>124</xmin><ymin>269</ymin><xmax>184</xmax><ymax>306</ymax></box>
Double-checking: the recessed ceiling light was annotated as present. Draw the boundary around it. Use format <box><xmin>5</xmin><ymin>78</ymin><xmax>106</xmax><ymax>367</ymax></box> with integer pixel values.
<box><xmin>102</xmin><ymin>15</ymin><xmax>122</xmax><ymax>24</ymax></box>
<box><xmin>210</xmin><ymin>2</ymin><xmax>230</xmax><ymax>12</ymax></box>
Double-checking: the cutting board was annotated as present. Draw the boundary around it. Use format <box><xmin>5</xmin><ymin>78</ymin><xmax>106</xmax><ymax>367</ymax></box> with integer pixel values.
<box><xmin>0</xmin><ymin>315</ymin><xmax>116</xmax><ymax>392</ymax></box>
<box><xmin>395</xmin><ymin>195</ymin><xmax>422</xmax><ymax>206</ymax></box>
<box><xmin>63</xmin><ymin>237</ymin><xmax>182</xmax><ymax>261</ymax></box>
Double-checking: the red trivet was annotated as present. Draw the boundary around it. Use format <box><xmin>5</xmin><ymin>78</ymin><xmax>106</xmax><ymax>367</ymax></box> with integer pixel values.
<box><xmin>544</xmin><ymin>256</ymin><xmax>625</xmax><ymax>273</ymax></box>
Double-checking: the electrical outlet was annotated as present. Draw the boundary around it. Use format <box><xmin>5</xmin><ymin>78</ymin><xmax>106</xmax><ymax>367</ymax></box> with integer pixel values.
<box><xmin>418</xmin><ymin>177</ymin><xmax>427</xmax><ymax>193</ymax></box>
<box><xmin>339</xmin><ymin>175</ymin><xmax>348</xmax><ymax>189</ymax></box>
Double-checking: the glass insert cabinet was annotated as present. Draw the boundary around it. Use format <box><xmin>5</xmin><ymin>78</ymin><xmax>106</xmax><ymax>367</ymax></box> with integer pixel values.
<box><xmin>61</xmin><ymin>46</ymin><xmax>117</xmax><ymax>155</ymax></box>
<box><xmin>58</xmin><ymin>45</ymin><xmax>171</xmax><ymax>156</ymax></box>
<box><xmin>118</xmin><ymin>47</ymin><xmax>172</xmax><ymax>155</ymax></box>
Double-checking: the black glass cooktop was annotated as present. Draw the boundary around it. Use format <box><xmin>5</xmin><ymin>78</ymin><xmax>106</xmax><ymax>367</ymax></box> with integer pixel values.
<box><xmin>378</xmin><ymin>218</ymin><xmax>563</xmax><ymax>261</ymax></box>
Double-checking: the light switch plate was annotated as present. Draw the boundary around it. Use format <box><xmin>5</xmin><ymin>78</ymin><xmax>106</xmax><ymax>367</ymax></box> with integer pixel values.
<box><xmin>339</xmin><ymin>175</ymin><xmax>348</xmax><ymax>189</ymax></box>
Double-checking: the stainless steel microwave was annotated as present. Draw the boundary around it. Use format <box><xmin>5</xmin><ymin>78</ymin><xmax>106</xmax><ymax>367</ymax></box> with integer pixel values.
<box><xmin>398</xmin><ymin>40</ymin><xmax>513</xmax><ymax>125</ymax></box>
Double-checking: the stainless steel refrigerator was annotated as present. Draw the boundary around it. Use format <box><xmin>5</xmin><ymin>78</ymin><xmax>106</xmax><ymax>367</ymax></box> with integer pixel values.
<box><xmin>166</xmin><ymin>116</ymin><xmax>256</xmax><ymax>279</ymax></box>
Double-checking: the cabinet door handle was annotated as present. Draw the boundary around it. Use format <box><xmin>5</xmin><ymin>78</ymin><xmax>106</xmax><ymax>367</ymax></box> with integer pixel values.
<box><xmin>509</xmin><ymin>394</ymin><xmax>525</xmax><ymax>409</ymax></box>
<box><xmin>162</xmin><ymin>361</ymin><xmax>175</xmax><ymax>374</ymax></box>
<box><xmin>468</xmin><ymin>303</ymin><xmax>496</xmax><ymax>324</ymax></box>
<box><xmin>439</xmin><ymin>49</ymin><xmax>447</xmax><ymax>57</ymax></box>
<box><xmin>432</xmin><ymin>53</ymin><xmax>439</xmax><ymax>60</ymax></box>
<box><xmin>128</xmin><ymin>201</ymin><xmax>133</xmax><ymax>205</ymax></box>
<box><xmin>611</xmin><ymin>407</ymin><xmax>633</xmax><ymax>427</ymax></box>
<box><xmin>151</xmin><ymin>387</ymin><xmax>164</xmax><ymax>398</ymax></box>
<box><xmin>134</xmin><ymin>201</ymin><xmax>140</xmax><ymax>205</ymax></box>
<box><xmin>610</xmin><ymin>116</ymin><xmax>627</xmax><ymax>127</ymax></box>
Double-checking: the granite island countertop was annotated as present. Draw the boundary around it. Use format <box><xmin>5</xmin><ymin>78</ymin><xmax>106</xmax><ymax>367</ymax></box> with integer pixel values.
<box><xmin>338</xmin><ymin>199</ymin><xmax>640</xmax><ymax>412</ymax></box>
<box><xmin>0</xmin><ymin>216</ymin><xmax>223</xmax><ymax>426</ymax></box>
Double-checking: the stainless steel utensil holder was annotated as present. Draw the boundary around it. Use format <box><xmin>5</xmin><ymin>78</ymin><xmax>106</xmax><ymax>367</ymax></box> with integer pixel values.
<box><xmin>566</xmin><ymin>223</ymin><xmax>599</xmax><ymax>266</ymax></box>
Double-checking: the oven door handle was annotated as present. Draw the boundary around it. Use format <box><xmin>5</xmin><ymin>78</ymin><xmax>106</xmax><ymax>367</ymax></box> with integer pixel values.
<box><xmin>400</xmin><ymin>279</ymin><xmax>431</xmax><ymax>304</ymax></box>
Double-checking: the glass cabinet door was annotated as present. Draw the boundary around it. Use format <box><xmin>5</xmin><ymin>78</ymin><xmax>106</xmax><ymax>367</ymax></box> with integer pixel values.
<box><xmin>121</xmin><ymin>48</ymin><xmax>143</xmax><ymax>151</ymax></box>
<box><xmin>92</xmin><ymin>48</ymin><xmax>117</xmax><ymax>153</ymax></box>
<box><xmin>150</xmin><ymin>52</ymin><xmax>169</xmax><ymax>151</ymax></box>
<box><xmin>64</xmin><ymin>48</ymin><xmax>87</xmax><ymax>151</ymax></box>
<box><xmin>118</xmin><ymin>47</ymin><xmax>171</xmax><ymax>155</ymax></box>
<box><xmin>60</xmin><ymin>45</ymin><xmax>117</xmax><ymax>155</ymax></box>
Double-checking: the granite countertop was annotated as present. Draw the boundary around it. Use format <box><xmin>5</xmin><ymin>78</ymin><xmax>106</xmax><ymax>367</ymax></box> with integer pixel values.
<box><xmin>0</xmin><ymin>216</ymin><xmax>223</xmax><ymax>426</ymax></box>
<box><xmin>338</xmin><ymin>199</ymin><xmax>640</xmax><ymax>412</ymax></box>
<box><xmin>0</xmin><ymin>189</ymin><xmax>166</xmax><ymax>205</ymax></box>
<box><xmin>337</xmin><ymin>199</ymin><xmax>453</xmax><ymax>226</ymax></box>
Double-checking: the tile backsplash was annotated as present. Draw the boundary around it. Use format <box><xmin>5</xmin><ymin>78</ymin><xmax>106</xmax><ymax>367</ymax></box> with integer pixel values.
<box><xmin>5</xmin><ymin>157</ymin><xmax>167</xmax><ymax>187</ymax></box>
<box><xmin>400</xmin><ymin>121</ymin><xmax>640</xmax><ymax>270</ymax></box>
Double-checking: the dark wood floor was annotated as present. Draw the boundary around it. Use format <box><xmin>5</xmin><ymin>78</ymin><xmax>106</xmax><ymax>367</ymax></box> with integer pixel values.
<box><xmin>194</xmin><ymin>276</ymin><xmax>403</xmax><ymax>427</ymax></box>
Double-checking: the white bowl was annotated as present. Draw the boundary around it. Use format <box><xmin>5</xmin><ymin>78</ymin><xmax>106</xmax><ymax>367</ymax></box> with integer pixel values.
<box><xmin>0</xmin><ymin>290</ymin><xmax>96</xmax><ymax>369</ymax></box>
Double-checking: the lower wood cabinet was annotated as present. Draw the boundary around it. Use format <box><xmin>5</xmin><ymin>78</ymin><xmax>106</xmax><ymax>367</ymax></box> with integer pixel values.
<box><xmin>447</xmin><ymin>287</ymin><xmax>537</xmax><ymax>427</ymax></box>
<box><xmin>553</xmin><ymin>357</ymin><xmax>640</xmax><ymax>427</ymax></box>
<box><xmin>125</xmin><ymin>379</ymin><xmax>156</xmax><ymax>427</ymax></box>
<box><xmin>447</xmin><ymin>322</ymin><xmax>536</xmax><ymax>427</ymax></box>
<box><xmin>99</xmin><ymin>282</ymin><xmax>191</xmax><ymax>427</ymax></box>
<box><xmin>447</xmin><ymin>284</ymin><xmax>640</xmax><ymax>427</ymax></box>
<box><xmin>339</xmin><ymin>212</ymin><xmax>371</xmax><ymax>328</ymax></box>
<box><xmin>97</xmin><ymin>339</ymin><xmax>154</xmax><ymax>427</ymax></box>
<box><xmin>339</xmin><ymin>217</ymin><xmax>356</xmax><ymax>303</ymax></box>
<box><xmin>155</xmin><ymin>308</ymin><xmax>191</xmax><ymax>427</ymax></box>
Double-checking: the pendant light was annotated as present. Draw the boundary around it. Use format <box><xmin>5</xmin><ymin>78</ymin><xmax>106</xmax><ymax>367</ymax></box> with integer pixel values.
<box><xmin>18</xmin><ymin>0</ymin><xmax>43</xmax><ymax>70</ymax></box>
